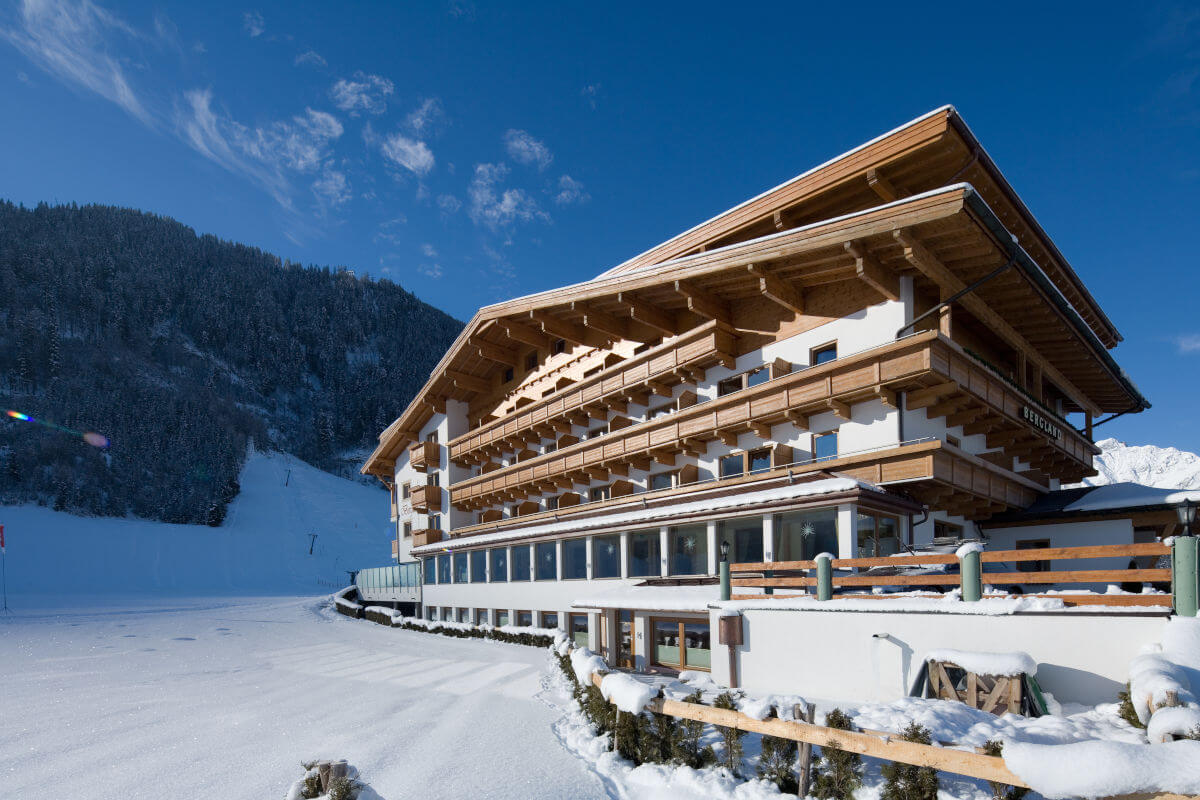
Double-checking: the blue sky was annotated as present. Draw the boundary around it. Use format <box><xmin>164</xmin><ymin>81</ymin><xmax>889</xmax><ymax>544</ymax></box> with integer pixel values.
<box><xmin>1</xmin><ymin>1</ymin><xmax>1199</xmax><ymax>452</ymax></box>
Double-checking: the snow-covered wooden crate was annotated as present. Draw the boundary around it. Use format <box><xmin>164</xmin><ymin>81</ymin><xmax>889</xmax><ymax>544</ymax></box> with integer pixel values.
<box><xmin>922</xmin><ymin>649</ymin><xmax>1044</xmax><ymax>716</ymax></box>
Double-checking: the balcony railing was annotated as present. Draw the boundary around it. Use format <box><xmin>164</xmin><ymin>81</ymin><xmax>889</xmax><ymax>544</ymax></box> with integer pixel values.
<box><xmin>448</xmin><ymin>322</ymin><xmax>736</xmax><ymax>464</ymax></box>
<box><xmin>413</xmin><ymin>528</ymin><xmax>443</xmax><ymax>547</ymax></box>
<box><xmin>411</xmin><ymin>484</ymin><xmax>442</xmax><ymax>513</ymax></box>
<box><xmin>409</xmin><ymin>440</ymin><xmax>440</xmax><ymax>473</ymax></box>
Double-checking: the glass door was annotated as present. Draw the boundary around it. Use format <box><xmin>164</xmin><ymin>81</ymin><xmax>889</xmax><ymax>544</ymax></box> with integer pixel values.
<box><xmin>617</xmin><ymin>610</ymin><xmax>634</xmax><ymax>669</ymax></box>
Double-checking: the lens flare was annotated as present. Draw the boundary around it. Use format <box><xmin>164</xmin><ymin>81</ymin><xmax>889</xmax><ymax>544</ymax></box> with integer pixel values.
<box><xmin>4</xmin><ymin>409</ymin><xmax>110</xmax><ymax>449</ymax></box>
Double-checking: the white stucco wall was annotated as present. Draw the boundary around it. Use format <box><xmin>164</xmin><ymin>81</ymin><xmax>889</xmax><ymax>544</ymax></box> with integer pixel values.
<box><xmin>710</xmin><ymin>607</ymin><xmax>1166</xmax><ymax>706</ymax></box>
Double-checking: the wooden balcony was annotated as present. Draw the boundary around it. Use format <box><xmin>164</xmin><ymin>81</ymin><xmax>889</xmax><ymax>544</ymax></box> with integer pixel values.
<box><xmin>448</xmin><ymin>331</ymin><xmax>1092</xmax><ymax>515</ymax></box>
<box><xmin>412</xmin><ymin>528</ymin><xmax>443</xmax><ymax>547</ymax></box>
<box><xmin>409</xmin><ymin>440</ymin><xmax>440</xmax><ymax>473</ymax></box>
<box><xmin>448</xmin><ymin>322</ymin><xmax>737</xmax><ymax>465</ymax></box>
<box><xmin>411</xmin><ymin>484</ymin><xmax>442</xmax><ymax>513</ymax></box>
<box><xmin>391</xmin><ymin>539</ymin><xmax>400</xmax><ymax>560</ymax></box>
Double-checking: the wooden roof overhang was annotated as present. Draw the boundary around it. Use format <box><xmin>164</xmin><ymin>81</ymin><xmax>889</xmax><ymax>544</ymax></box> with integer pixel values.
<box><xmin>598</xmin><ymin>105</ymin><xmax>1122</xmax><ymax>349</ymax></box>
<box><xmin>363</xmin><ymin>185</ymin><xmax>1145</xmax><ymax>477</ymax></box>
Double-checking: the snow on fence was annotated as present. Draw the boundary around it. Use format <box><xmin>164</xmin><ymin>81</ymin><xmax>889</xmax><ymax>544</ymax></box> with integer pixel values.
<box><xmin>730</xmin><ymin>541</ymin><xmax>1179</xmax><ymax>609</ymax></box>
<box><xmin>562</xmin><ymin>639</ymin><xmax>1200</xmax><ymax>800</ymax></box>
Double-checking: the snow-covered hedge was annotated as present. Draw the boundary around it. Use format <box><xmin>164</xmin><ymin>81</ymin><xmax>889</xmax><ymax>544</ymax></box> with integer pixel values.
<box><xmin>333</xmin><ymin>586</ymin><xmax>362</xmax><ymax>618</ymax></box>
<box><xmin>1127</xmin><ymin>617</ymin><xmax>1200</xmax><ymax>741</ymax></box>
<box><xmin>341</xmin><ymin>602</ymin><xmax>558</xmax><ymax>648</ymax></box>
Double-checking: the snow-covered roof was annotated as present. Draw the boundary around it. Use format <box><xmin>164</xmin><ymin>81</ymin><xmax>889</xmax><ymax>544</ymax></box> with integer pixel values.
<box><xmin>571</xmin><ymin>585</ymin><xmax>723</xmax><ymax>612</ymax></box>
<box><xmin>1062</xmin><ymin>483</ymin><xmax>1200</xmax><ymax>513</ymax></box>
<box><xmin>411</xmin><ymin>476</ymin><xmax>876</xmax><ymax>555</ymax></box>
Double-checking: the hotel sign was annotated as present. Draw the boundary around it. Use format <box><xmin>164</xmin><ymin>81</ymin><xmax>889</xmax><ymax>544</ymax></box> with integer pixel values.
<box><xmin>1021</xmin><ymin>406</ymin><xmax>1062</xmax><ymax>441</ymax></box>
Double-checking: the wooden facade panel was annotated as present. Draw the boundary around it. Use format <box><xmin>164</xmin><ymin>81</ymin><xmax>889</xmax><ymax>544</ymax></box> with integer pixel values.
<box><xmin>604</xmin><ymin>441</ymin><xmax>625</xmax><ymax>459</ymax></box>
<box><xmin>788</xmin><ymin>382</ymin><xmax>828</xmax><ymax>406</ymax></box>
<box><xmin>750</xmin><ymin>393</ymin><xmax>787</xmax><ymax>417</ymax></box>
<box><xmin>879</xmin><ymin>455</ymin><xmax>932</xmax><ymax>482</ymax></box>
<box><xmin>581</xmin><ymin>383</ymin><xmax>602</xmax><ymax>403</ymax></box>
<box><xmin>602</xmin><ymin>375</ymin><xmax>624</xmax><ymax>394</ymax></box>
<box><xmin>716</xmin><ymin>403</ymin><xmax>750</xmax><ymax>428</ymax></box>
<box><xmin>648</xmin><ymin>352</ymin><xmax>675</xmax><ymax>374</ymax></box>
<box><xmin>678</xmin><ymin>414</ymin><xmax>715</xmax><ymax>438</ymax></box>
<box><xmin>679</xmin><ymin>331</ymin><xmax>718</xmax><ymax>362</ymax></box>
<box><xmin>626</xmin><ymin>431</ymin><xmax>650</xmax><ymax>452</ymax></box>
<box><xmin>831</xmin><ymin>364</ymin><xmax>876</xmax><ymax>395</ymax></box>
<box><xmin>880</xmin><ymin>351</ymin><xmax>926</xmax><ymax>381</ymax></box>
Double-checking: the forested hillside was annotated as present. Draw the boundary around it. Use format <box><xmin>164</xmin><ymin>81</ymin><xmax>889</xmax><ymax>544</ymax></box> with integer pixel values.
<box><xmin>0</xmin><ymin>201</ymin><xmax>462</xmax><ymax>524</ymax></box>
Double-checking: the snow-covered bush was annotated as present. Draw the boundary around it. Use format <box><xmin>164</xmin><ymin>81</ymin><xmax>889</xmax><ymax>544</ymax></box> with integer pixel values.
<box><xmin>982</xmin><ymin>740</ymin><xmax>1028</xmax><ymax>800</ymax></box>
<box><xmin>880</xmin><ymin>723</ymin><xmax>938</xmax><ymax>800</ymax></box>
<box><xmin>639</xmin><ymin>709</ymin><xmax>681</xmax><ymax>765</ymax></box>
<box><xmin>712</xmin><ymin>691</ymin><xmax>746</xmax><ymax>776</ymax></box>
<box><xmin>756</xmin><ymin>709</ymin><xmax>799</xmax><ymax>794</ymax></box>
<box><xmin>327</xmin><ymin>775</ymin><xmax>356</xmax><ymax>800</ymax></box>
<box><xmin>811</xmin><ymin>709</ymin><xmax>862</xmax><ymax>800</ymax></box>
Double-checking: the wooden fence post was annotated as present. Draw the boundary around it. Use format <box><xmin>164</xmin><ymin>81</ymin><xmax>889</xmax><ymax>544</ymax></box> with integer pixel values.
<box><xmin>796</xmin><ymin>702</ymin><xmax>815</xmax><ymax>797</ymax></box>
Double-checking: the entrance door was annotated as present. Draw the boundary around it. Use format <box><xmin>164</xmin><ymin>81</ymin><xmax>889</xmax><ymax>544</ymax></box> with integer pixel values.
<box><xmin>617</xmin><ymin>610</ymin><xmax>635</xmax><ymax>669</ymax></box>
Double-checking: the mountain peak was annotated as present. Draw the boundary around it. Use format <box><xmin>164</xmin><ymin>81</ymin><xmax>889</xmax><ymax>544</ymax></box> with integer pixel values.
<box><xmin>1076</xmin><ymin>438</ymin><xmax>1200</xmax><ymax>490</ymax></box>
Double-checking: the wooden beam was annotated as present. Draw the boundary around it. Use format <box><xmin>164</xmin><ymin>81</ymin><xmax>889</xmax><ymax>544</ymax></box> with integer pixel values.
<box><xmin>947</xmin><ymin>407</ymin><xmax>988</xmax><ymax>427</ymax></box>
<box><xmin>616</xmin><ymin>292</ymin><xmax>680</xmax><ymax>336</ymax></box>
<box><xmin>444</xmin><ymin>369</ymin><xmax>491</xmax><ymax>394</ymax></box>
<box><xmin>747</xmin><ymin>264</ymin><xmax>805</xmax><ymax>316</ymax></box>
<box><xmin>498</xmin><ymin>319</ymin><xmax>550</xmax><ymax>349</ymax></box>
<box><xmin>827</xmin><ymin>399</ymin><xmax>851</xmax><ymax>420</ymax></box>
<box><xmin>874</xmin><ymin>386</ymin><xmax>897</xmax><ymax>408</ymax></box>
<box><xmin>894</xmin><ymin>228</ymin><xmax>1099</xmax><ymax>416</ymax></box>
<box><xmin>648</xmin><ymin>449</ymin><xmax>676</xmax><ymax>467</ymax></box>
<box><xmin>647</xmin><ymin>379</ymin><xmax>673</xmax><ymax>397</ymax></box>
<box><xmin>906</xmin><ymin>381</ymin><xmax>958</xmax><ymax>410</ymax></box>
<box><xmin>752</xmin><ymin>421</ymin><xmax>773</xmax><ymax>438</ymax></box>
<box><xmin>673</xmin><ymin>280</ymin><xmax>732</xmax><ymax>326</ymax></box>
<box><xmin>785</xmin><ymin>410</ymin><xmax>809</xmax><ymax>430</ymax></box>
<box><xmin>845</xmin><ymin>241</ymin><xmax>900</xmax><ymax>301</ymax></box>
<box><xmin>866</xmin><ymin>167</ymin><xmax>902</xmax><ymax>202</ymax></box>
<box><xmin>717</xmin><ymin>430</ymin><xmax>739</xmax><ymax>446</ymax></box>
<box><xmin>471</xmin><ymin>338</ymin><xmax>519</xmax><ymax>368</ymax></box>
<box><xmin>772</xmin><ymin>209</ymin><xmax>786</xmax><ymax>231</ymax></box>
<box><xmin>570</xmin><ymin>302</ymin><xmax>657</xmax><ymax>343</ymax></box>
<box><xmin>531</xmin><ymin>311</ymin><xmax>609</xmax><ymax>348</ymax></box>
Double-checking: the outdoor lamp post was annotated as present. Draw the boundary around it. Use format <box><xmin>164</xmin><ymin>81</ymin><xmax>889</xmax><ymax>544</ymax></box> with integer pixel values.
<box><xmin>719</xmin><ymin>540</ymin><xmax>731</xmax><ymax>601</ymax></box>
<box><xmin>1176</xmin><ymin>498</ymin><xmax>1196</xmax><ymax>536</ymax></box>
<box><xmin>720</xmin><ymin>540</ymin><xmax>730</xmax><ymax>562</ymax></box>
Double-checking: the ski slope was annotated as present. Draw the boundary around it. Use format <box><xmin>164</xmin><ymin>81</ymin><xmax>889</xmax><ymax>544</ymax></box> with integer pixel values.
<box><xmin>0</xmin><ymin>449</ymin><xmax>390</xmax><ymax>600</ymax></box>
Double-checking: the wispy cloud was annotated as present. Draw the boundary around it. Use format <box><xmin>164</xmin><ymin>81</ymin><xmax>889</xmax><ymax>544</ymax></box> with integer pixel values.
<box><xmin>405</xmin><ymin>97</ymin><xmax>445</xmax><ymax>136</ymax></box>
<box><xmin>242</xmin><ymin>10</ymin><xmax>264</xmax><ymax>38</ymax></box>
<box><xmin>3</xmin><ymin>0</ymin><xmax>153</xmax><ymax>125</ymax></box>
<box><xmin>554</xmin><ymin>174</ymin><xmax>589</xmax><ymax>205</ymax></box>
<box><xmin>420</xmin><ymin>243</ymin><xmax>437</xmax><ymax>258</ymax></box>
<box><xmin>312</xmin><ymin>166</ymin><xmax>350</xmax><ymax>206</ymax></box>
<box><xmin>437</xmin><ymin>194</ymin><xmax>461</xmax><ymax>215</ymax></box>
<box><xmin>294</xmin><ymin>49</ymin><xmax>325</xmax><ymax>67</ymax></box>
<box><xmin>1177</xmin><ymin>334</ymin><xmax>1200</xmax><ymax>354</ymax></box>
<box><xmin>381</xmin><ymin>132</ymin><xmax>434</xmax><ymax>176</ymax></box>
<box><xmin>581</xmin><ymin>83</ymin><xmax>601</xmax><ymax>109</ymax></box>
<box><xmin>504</xmin><ymin>129</ymin><xmax>553</xmax><ymax>170</ymax></box>
<box><xmin>330</xmin><ymin>71</ymin><xmax>393</xmax><ymax>116</ymax></box>
<box><xmin>468</xmin><ymin>162</ymin><xmax>548</xmax><ymax>230</ymax></box>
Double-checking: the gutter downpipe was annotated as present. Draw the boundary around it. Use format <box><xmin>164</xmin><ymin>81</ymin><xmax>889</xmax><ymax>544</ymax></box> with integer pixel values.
<box><xmin>895</xmin><ymin>254</ymin><xmax>1017</xmax><ymax>340</ymax></box>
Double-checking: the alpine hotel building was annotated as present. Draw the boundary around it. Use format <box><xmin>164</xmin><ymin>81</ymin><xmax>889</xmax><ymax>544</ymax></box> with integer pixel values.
<box><xmin>362</xmin><ymin>106</ymin><xmax>1149</xmax><ymax>678</ymax></box>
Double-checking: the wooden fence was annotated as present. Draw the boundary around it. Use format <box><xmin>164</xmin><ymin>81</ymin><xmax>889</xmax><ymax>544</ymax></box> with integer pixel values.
<box><xmin>583</xmin><ymin>668</ymin><xmax>1196</xmax><ymax>800</ymax></box>
<box><xmin>730</xmin><ymin>542</ymin><xmax>1174</xmax><ymax>608</ymax></box>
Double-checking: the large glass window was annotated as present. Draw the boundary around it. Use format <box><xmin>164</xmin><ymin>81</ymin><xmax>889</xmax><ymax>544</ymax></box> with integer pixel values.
<box><xmin>857</xmin><ymin>512</ymin><xmax>901</xmax><ymax>557</ymax></box>
<box><xmin>457</xmin><ymin>608</ymin><xmax>470</xmax><ymax>623</ymax></box>
<box><xmin>541</xmin><ymin>611</ymin><xmax>559</xmax><ymax>629</ymax></box>
<box><xmin>453</xmin><ymin>552</ymin><xmax>469</xmax><ymax>583</ymax></box>
<box><xmin>652</xmin><ymin>619</ymin><xmax>711</xmax><ymax>671</ymax></box>
<box><xmin>489</xmin><ymin>547</ymin><xmax>508</xmax><ymax>582</ymax></box>
<box><xmin>511</xmin><ymin>545</ymin><xmax>531</xmax><ymax>581</ymax></box>
<box><xmin>562</xmin><ymin>538</ymin><xmax>587</xmax><ymax>579</ymax></box>
<box><xmin>669</xmin><ymin>525</ymin><xmax>708</xmax><ymax>575</ymax></box>
<box><xmin>470</xmin><ymin>549</ymin><xmax>486</xmax><ymax>583</ymax></box>
<box><xmin>774</xmin><ymin>509</ymin><xmax>839</xmax><ymax>561</ymax></box>
<box><xmin>437</xmin><ymin>554</ymin><xmax>451</xmax><ymax>584</ymax></box>
<box><xmin>535</xmin><ymin>542</ymin><xmax>557</xmax><ymax>580</ymax></box>
<box><xmin>495</xmin><ymin>610</ymin><xmax>510</xmax><ymax>627</ymax></box>
<box><xmin>516</xmin><ymin>610</ymin><xmax>534</xmax><ymax>627</ymax></box>
<box><xmin>593</xmin><ymin>534</ymin><xmax>621</xmax><ymax>578</ymax></box>
<box><xmin>718</xmin><ymin>517</ymin><xmax>763</xmax><ymax>564</ymax></box>
<box><xmin>628</xmin><ymin>530</ymin><xmax>661</xmax><ymax>577</ymax></box>
<box><xmin>475</xmin><ymin>608</ymin><xmax>489</xmax><ymax>625</ymax></box>
<box><xmin>423</xmin><ymin>557</ymin><xmax>436</xmax><ymax>585</ymax></box>
<box><xmin>568</xmin><ymin>613</ymin><xmax>589</xmax><ymax>648</ymax></box>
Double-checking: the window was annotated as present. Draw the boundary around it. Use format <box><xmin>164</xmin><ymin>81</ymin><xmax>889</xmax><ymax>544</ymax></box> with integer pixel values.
<box><xmin>429</xmin><ymin>514</ymin><xmax>441</xmax><ymax>530</ymax></box>
<box><xmin>586</xmin><ymin>427</ymin><xmax>606</xmax><ymax>440</ymax></box>
<box><xmin>718</xmin><ymin>518</ymin><xmax>763</xmax><ymax>564</ymax></box>
<box><xmin>475</xmin><ymin>608</ymin><xmax>489</xmax><ymax>625</ymax></box>
<box><xmin>811</xmin><ymin>342</ymin><xmax>837</xmax><ymax>365</ymax></box>
<box><xmin>426</xmin><ymin>431</ymin><xmax>438</xmax><ymax>443</ymax></box>
<box><xmin>669</xmin><ymin>525</ymin><xmax>708</xmax><ymax>575</ymax></box>
<box><xmin>525</xmin><ymin>351</ymin><xmax>538</xmax><ymax>371</ymax></box>
<box><xmin>503</xmin><ymin>367</ymin><xmax>515</xmax><ymax>383</ymax></box>
<box><xmin>540</xmin><ymin>611</ymin><xmax>559</xmax><ymax>629</ymax></box>
<box><xmin>457</xmin><ymin>608</ymin><xmax>470</xmax><ymax>623</ymax></box>
<box><xmin>747</xmin><ymin>448</ymin><xmax>771</xmax><ymax>474</ymax></box>
<box><xmin>562</xmin><ymin>538</ymin><xmax>587</xmax><ymax>579</ymax></box>
<box><xmin>544</xmin><ymin>441</ymin><xmax>557</xmax><ymax>454</ymax></box>
<box><xmin>648</xmin><ymin>404</ymin><xmax>673</xmax><ymax>419</ymax></box>
<box><xmin>745</xmin><ymin>365</ymin><xmax>770</xmax><ymax>388</ymax></box>
<box><xmin>934</xmin><ymin>520</ymin><xmax>964</xmax><ymax>541</ymax></box>
<box><xmin>437</xmin><ymin>554</ymin><xmax>451</xmax><ymax>584</ymax></box>
<box><xmin>628</xmin><ymin>530</ymin><xmax>661</xmax><ymax>577</ymax></box>
<box><xmin>813</xmin><ymin>432</ymin><xmax>838</xmax><ymax>461</ymax></box>
<box><xmin>535</xmin><ymin>541</ymin><xmax>557</xmax><ymax>580</ymax></box>
<box><xmin>545</xmin><ymin>495</ymin><xmax>559</xmax><ymax>511</ymax></box>
<box><xmin>649</xmin><ymin>472</ymin><xmax>675</xmax><ymax>492</ymax></box>
<box><xmin>427</xmin><ymin>472</ymin><xmax>440</xmax><ymax>486</ymax></box>
<box><xmin>425</xmin><ymin>607</ymin><xmax>435</xmax><ymax>621</ymax></box>
<box><xmin>856</xmin><ymin>512</ymin><xmax>901</xmax><ymax>557</ymax></box>
<box><xmin>717</xmin><ymin>376</ymin><xmax>743</xmax><ymax>397</ymax></box>
<box><xmin>720</xmin><ymin>453</ymin><xmax>744</xmax><ymax>479</ymax></box>
<box><xmin>511</xmin><ymin>545</ymin><xmax>531</xmax><ymax>581</ymax></box>
<box><xmin>593</xmin><ymin>534</ymin><xmax>621</xmax><ymax>578</ymax></box>
<box><xmin>589</xmin><ymin>485</ymin><xmax>610</xmax><ymax>503</ymax></box>
<box><xmin>1017</xmin><ymin>539</ymin><xmax>1051</xmax><ymax>572</ymax></box>
<box><xmin>470</xmin><ymin>550</ymin><xmax>486</xmax><ymax>583</ymax></box>
<box><xmin>718</xmin><ymin>366</ymin><xmax>770</xmax><ymax>398</ymax></box>
<box><xmin>423</xmin><ymin>557</ymin><xmax>436</xmax><ymax>585</ymax></box>
<box><xmin>516</xmin><ymin>610</ymin><xmax>534</xmax><ymax>627</ymax></box>
<box><xmin>453</xmin><ymin>552</ymin><xmax>469</xmax><ymax>583</ymax></box>
<box><xmin>774</xmin><ymin>509</ymin><xmax>838</xmax><ymax>561</ymax></box>
<box><xmin>552</xmin><ymin>338</ymin><xmax>566</xmax><ymax>355</ymax></box>
<box><xmin>441</xmin><ymin>606</ymin><xmax>452</xmax><ymax>621</ymax></box>
<box><xmin>489</xmin><ymin>547</ymin><xmax>508</xmax><ymax>582</ymax></box>
<box><xmin>652</xmin><ymin>619</ymin><xmax>711</xmax><ymax>671</ymax></box>
<box><xmin>495</xmin><ymin>610</ymin><xmax>510</xmax><ymax>627</ymax></box>
<box><xmin>403</xmin><ymin>522</ymin><xmax>412</xmax><ymax>539</ymax></box>
<box><xmin>401</xmin><ymin>483</ymin><xmax>411</xmax><ymax>499</ymax></box>
<box><xmin>569</xmin><ymin>613</ymin><xmax>589</xmax><ymax>648</ymax></box>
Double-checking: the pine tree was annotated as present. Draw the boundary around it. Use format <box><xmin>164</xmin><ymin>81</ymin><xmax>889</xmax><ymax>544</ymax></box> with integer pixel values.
<box><xmin>671</xmin><ymin>690</ymin><xmax>716</xmax><ymax>768</ymax></box>
<box><xmin>639</xmin><ymin>710</ymin><xmax>681</xmax><ymax>765</ymax></box>
<box><xmin>982</xmin><ymin>741</ymin><xmax>1029</xmax><ymax>800</ymax></box>
<box><xmin>712</xmin><ymin>691</ymin><xmax>746</xmax><ymax>776</ymax></box>
<box><xmin>756</xmin><ymin>710</ymin><xmax>799</xmax><ymax>794</ymax></box>
<box><xmin>880</xmin><ymin>723</ymin><xmax>939</xmax><ymax>800</ymax></box>
<box><xmin>811</xmin><ymin>709</ymin><xmax>863</xmax><ymax>800</ymax></box>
